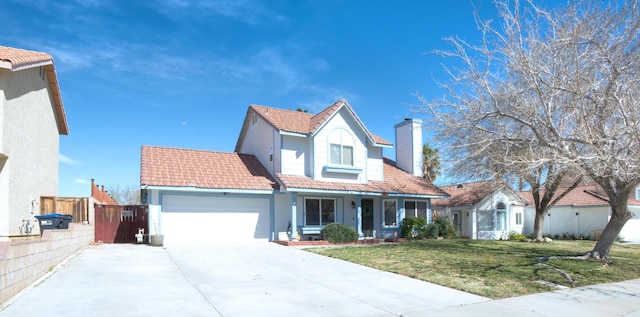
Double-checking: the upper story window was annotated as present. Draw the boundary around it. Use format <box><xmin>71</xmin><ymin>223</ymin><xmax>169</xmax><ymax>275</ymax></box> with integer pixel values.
<box><xmin>330</xmin><ymin>144</ymin><xmax>353</xmax><ymax>166</ymax></box>
<box><xmin>328</xmin><ymin>129</ymin><xmax>355</xmax><ymax>167</ymax></box>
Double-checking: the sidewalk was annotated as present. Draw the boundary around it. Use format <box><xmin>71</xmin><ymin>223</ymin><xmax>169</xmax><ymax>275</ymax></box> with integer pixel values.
<box><xmin>408</xmin><ymin>279</ymin><xmax>640</xmax><ymax>316</ymax></box>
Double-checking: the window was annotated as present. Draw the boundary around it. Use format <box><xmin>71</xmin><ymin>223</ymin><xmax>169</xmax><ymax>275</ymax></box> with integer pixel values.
<box><xmin>515</xmin><ymin>212</ymin><xmax>523</xmax><ymax>225</ymax></box>
<box><xmin>383</xmin><ymin>200</ymin><xmax>397</xmax><ymax>227</ymax></box>
<box><xmin>328</xmin><ymin>129</ymin><xmax>355</xmax><ymax>167</ymax></box>
<box><xmin>330</xmin><ymin>144</ymin><xmax>353</xmax><ymax>166</ymax></box>
<box><xmin>405</xmin><ymin>200</ymin><xmax>427</xmax><ymax>218</ymax></box>
<box><xmin>305</xmin><ymin>198</ymin><xmax>335</xmax><ymax>226</ymax></box>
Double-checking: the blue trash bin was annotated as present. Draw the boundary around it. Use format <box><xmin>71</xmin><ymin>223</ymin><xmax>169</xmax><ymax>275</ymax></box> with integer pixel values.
<box><xmin>34</xmin><ymin>214</ymin><xmax>72</xmax><ymax>235</ymax></box>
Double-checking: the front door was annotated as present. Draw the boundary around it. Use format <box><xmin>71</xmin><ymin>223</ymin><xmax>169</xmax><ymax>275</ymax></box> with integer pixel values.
<box><xmin>361</xmin><ymin>199</ymin><xmax>374</xmax><ymax>237</ymax></box>
<box><xmin>452</xmin><ymin>211</ymin><xmax>462</xmax><ymax>236</ymax></box>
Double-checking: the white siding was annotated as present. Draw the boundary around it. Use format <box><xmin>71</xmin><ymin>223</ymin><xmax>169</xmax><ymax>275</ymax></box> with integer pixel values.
<box><xmin>281</xmin><ymin>135</ymin><xmax>307</xmax><ymax>176</ymax></box>
<box><xmin>161</xmin><ymin>194</ymin><xmax>270</xmax><ymax>243</ymax></box>
<box><xmin>395</xmin><ymin>119</ymin><xmax>423</xmax><ymax>177</ymax></box>
<box><xmin>367</xmin><ymin>146</ymin><xmax>383</xmax><ymax>181</ymax></box>
<box><xmin>237</xmin><ymin>111</ymin><xmax>279</xmax><ymax>175</ymax></box>
<box><xmin>312</xmin><ymin>108</ymin><xmax>367</xmax><ymax>183</ymax></box>
<box><xmin>0</xmin><ymin>67</ymin><xmax>59</xmax><ymax>237</ymax></box>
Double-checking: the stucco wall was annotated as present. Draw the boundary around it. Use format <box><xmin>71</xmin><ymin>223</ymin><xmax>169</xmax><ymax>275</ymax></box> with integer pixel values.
<box><xmin>0</xmin><ymin>67</ymin><xmax>60</xmax><ymax>238</ymax></box>
<box><xmin>523</xmin><ymin>205</ymin><xmax>609</xmax><ymax>238</ymax></box>
<box><xmin>0</xmin><ymin>223</ymin><xmax>94</xmax><ymax>304</ymax></box>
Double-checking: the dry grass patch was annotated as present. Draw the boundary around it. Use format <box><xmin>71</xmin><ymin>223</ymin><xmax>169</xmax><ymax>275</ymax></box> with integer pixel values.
<box><xmin>307</xmin><ymin>239</ymin><xmax>640</xmax><ymax>299</ymax></box>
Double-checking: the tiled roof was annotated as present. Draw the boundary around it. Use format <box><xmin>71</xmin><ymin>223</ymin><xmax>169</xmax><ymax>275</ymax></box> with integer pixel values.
<box><xmin>0</xmin><ymin>45</ymin><xmax>68</xmax><ymax>135</ymax></box>
<box><xmin>240</xmin><ymin>99</ymin><xmax>392</xmax><ymax>147</ymax></box>
<box><xmin>276</xmin><ymin>158</ymin><xmax>449</xmax><ymax>197</ymax></box>
<box><xmin>140</xmin><ymin>145</ymin><xmax>279</xmax><ymax>191</ymax></box>
<box><xmin>518</xmin><ymin>184</ymin><xmax>640</xmax><ymax>207</ymax></box>
<box><xmin>431</xmin><ymin>180</ymin><xmax>510</xmax><ymax>208</ymax></box>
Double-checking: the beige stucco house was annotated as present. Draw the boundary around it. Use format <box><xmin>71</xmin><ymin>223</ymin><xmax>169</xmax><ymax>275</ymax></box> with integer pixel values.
<box><xmin>0</xmin><ymin>45</ymin><xmax>69</xmax><ymax>240</ymax></box>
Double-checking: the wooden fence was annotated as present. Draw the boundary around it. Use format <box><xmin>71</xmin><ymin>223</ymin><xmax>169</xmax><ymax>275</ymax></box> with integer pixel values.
<box><xmin>39</xmin><ymin>196</ymin><xmax>89</xmax><ymax>223</ymax></box>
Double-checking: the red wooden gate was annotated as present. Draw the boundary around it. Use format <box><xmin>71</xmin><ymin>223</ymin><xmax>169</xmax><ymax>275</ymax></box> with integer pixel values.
<box><xmin>95</xmin><ymin>205</ymin><xmax>148</xmax><ymax>243</ymax></box>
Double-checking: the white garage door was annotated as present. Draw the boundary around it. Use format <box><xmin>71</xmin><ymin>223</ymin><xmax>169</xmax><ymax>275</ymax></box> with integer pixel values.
<box><xmin>161</xmin><ymin>195</ymin><xmax>270</xmax><ymax>244</ymax></box>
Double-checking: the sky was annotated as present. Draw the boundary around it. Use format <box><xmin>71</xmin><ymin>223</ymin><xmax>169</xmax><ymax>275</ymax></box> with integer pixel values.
<box><xmin>0</xmin><ymin>0</ymin><xmax>554</xmax><ymax>197</ymax></box>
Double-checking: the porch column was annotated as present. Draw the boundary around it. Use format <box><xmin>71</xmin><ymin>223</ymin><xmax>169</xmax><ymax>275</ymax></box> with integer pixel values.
<box><xmin>427</xmin><ymin>199</ymin><xmax>432</xmax><ymax>224</ymax></box>
<box><xmin>355</xmin><ymin>195</ymin><xmax>363</xmax><ymax>238</ymax></box>
<box><xmin>289</xmin><ymin>193</ymin><xmax>298</xmax><ymax>241</ymax></box>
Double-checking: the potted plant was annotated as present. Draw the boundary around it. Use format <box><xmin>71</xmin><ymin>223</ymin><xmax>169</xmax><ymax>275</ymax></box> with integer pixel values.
<box><xmin>150</xmin><ymin>222</ymin><xmax>164</xmax><ymax>247</ymax></box>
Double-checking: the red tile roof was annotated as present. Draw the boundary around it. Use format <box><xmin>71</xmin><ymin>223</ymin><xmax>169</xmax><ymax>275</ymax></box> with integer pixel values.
<box><xmin>0</xmin><ymin>45</ymin><xmax>68</xmax><ymax>135</ymax></box>
<box><xmin>431</xmin><ymin>180</ymin><xmax>515</xmax><ymax>208</ymax></box>
<box><xmin>518</xmin><ymin>184</ymin><xmax>640</xmax><ymax>207</ymax></box>
<box><xmin>140</xmin><ymin>146</ymin><xmax>279</xmax><ymax>191</ymax></box>
<box><xmin>276</xmin><ymin>158</ymin><xmax>449</xmax><ymax>197</ymax></box>
<box><xmin>236</xmin><ymin>99</ymin><xmax>392</xmax><ymax>151</ymax></box>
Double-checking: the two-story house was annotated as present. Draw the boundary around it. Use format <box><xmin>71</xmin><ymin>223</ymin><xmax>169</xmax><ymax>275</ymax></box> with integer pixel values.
<box><xmin>140</xmin><ymin>100</ymin><xmax>448</xmax><ymax>244</ymax></box>
<box><xmin>0</xmin><ymin>46</ymin><xmax>69</xmax><ymax>240</ymax></box>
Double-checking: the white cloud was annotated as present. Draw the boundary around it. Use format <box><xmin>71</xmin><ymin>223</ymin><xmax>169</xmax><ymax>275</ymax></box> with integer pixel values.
<box><xmin>149</xmin><ymin>0</ymin><xmax>287</xmax><ymax>26</ymax></box>
<box><xmin>59</xmin><ymin>153</ymin><xmax>78</xmax><ymax>164</ymax></box>
<box><xmin>73</xmin><ymin>178</ymin><xmax>89</xmax><ymax>185</ymax></box>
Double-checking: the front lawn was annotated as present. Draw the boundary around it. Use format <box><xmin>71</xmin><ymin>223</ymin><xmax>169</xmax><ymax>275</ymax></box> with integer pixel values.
<box><xmin>306</xmin><ymin>239</ymin><xmax>640</xmax><ymax>299</ymax></box>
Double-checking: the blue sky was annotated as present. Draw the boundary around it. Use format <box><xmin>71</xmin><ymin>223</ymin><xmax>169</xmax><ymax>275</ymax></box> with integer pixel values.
<box><xmin>1</xmin><ymin>0</ymin><xmax>539</xmax><ymax>197</ymax></box>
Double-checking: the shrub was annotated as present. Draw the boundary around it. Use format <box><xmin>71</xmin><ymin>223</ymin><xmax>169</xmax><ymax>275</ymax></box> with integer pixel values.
<box><xmin>434</xmin><ymin>217</ymin><xmax>458</xmax><ymax>238</ymax></box>
<box><xmin>400</xmin><ymin>217</ymin><xmax>427</xmax><ymax>239</ymax></box>
<box><xmin>424</xmin><ymin>223</ymin><xmax>439</xmax><ymax>239</ymax></box>
<box><xmin>320</xmin><ymin>223</ymin><xmax>359</xmax><ymax>243</ymax></box>
<box><xmin>508</xmin><ymin>231</ymin><xmax>527</xmax><ymax>241</ymax></box>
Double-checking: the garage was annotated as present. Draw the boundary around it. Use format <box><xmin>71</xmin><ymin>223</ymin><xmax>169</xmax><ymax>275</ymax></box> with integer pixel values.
<box><xmin>161</xmin><ymin>194</ymin><xmax>271</xmax><ymax>244</ymax></box>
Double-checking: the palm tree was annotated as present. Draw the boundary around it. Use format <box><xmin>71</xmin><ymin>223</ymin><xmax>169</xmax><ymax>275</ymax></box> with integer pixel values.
<box><xmin>422</xmin><ymin>144</ymin><xmax>441</xmax><ymax>183</ymax></box>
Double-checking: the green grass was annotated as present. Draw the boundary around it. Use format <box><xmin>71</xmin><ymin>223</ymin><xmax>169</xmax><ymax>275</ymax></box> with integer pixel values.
<box><xmin>306</xmin><ymin>239</ymin><xmax>640</xmax><ymax>299</ymax></box>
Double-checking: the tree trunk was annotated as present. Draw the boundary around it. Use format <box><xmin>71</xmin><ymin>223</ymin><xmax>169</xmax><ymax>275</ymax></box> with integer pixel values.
<box><xmin>590</xmin><ymin>197</ymin><xmax>633</xmax><ymax>259</ymax></box>
<box><xmin>532</xmin><ymin>210</ymin><xmax>546</xmax><ymax>241</ymax></box>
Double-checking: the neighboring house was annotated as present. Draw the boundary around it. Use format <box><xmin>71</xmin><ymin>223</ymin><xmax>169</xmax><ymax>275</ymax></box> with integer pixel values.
<box><xmin>0</xmin><ymin>46</ymin><xmax>69</xmax><ymax>240</ymax></box>
<box><xmin>431</xmin><ymin>180</ymin><xmax>528</xmax><ymax>240</ymax></box>
<box><xmin>519</xmin><ymin>182</ymin><xmax>640</xmax><ymax>241</ymax></box>
<box><xmin>140</xmin><ymin>99</ymin><xmax>449</xmax><ymax>244</ymax></box>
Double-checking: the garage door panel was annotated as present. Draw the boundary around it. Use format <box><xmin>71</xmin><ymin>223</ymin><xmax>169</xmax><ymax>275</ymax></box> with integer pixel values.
<box><xmin>161</xmin><ymin>195</ymin><xmax>270</xmax><ymax>244</ymax></box>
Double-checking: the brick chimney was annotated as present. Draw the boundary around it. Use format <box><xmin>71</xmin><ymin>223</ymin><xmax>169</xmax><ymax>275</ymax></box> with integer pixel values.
<box><xmin>395</xmin><ymin>118</ymin><xmax>423</xmax><ymax>177</ymax></box>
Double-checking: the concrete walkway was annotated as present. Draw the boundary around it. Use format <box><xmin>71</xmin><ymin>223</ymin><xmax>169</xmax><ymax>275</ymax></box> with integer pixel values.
<box><xmin>1</xmin><ymin>243</ymin><xmax>640</xmax><ymax>316</ymax></box>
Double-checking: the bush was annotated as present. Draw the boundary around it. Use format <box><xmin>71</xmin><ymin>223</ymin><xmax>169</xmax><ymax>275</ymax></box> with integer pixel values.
<box><xmin>434</xmin><ymin>217</ymin><xmax>458</xmax><ymax>238</ymax></box>
<box><xmin>508</xmin><ymin>231</ymin><xmax>527</xmax><ymax>241</ymax></box>
<box><xmin>424</xmin><ymin>223</ymin><xmax>439</xmax><ymax>239</ymax></box>
<box><xmin>320</xmin><ymin>223</ymin><xmax>359</xmax><ymax>243</ymax></box>
<box><xmin>400</xmin><ymin>217</ymin><xmax>427</xmax><ymax>239</ymax></box>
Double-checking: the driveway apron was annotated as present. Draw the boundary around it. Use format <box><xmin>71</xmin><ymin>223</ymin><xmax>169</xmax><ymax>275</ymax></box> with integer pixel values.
<box><xmin>0</xmin><ymin>243</ymin><xmax>487</xmax><ymax>317</ymax></box>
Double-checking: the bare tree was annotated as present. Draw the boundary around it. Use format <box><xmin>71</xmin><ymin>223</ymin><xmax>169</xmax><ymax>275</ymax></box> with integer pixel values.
<box><xmin>420</xmin><ymin>0</ymin><xmax>640</xmax><ymax>258</ymax></box>
<box><xmin>107</xmin><ymin>185</ymin><xmax>141</xmax><ymax>205</ymax></box>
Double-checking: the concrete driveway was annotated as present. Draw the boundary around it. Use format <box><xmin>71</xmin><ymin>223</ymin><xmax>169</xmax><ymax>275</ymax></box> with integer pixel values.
<box><xmin>0</xmin><ymin>243</ymin><xmax>487</xmax><ymax>317</ymax></box>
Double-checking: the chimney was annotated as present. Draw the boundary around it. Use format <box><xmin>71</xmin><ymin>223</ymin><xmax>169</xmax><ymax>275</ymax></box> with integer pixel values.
<box><xmin>395</xmin><ymin>118</ymin><xmax>423</xmax><ymax>177</ymax></box>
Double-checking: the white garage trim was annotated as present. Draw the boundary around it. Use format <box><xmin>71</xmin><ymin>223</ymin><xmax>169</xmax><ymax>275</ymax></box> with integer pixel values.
<box><xmin>160</xmin><ymin>193</ymin><xmax>272</xmax><ymax>244</ymax></box>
